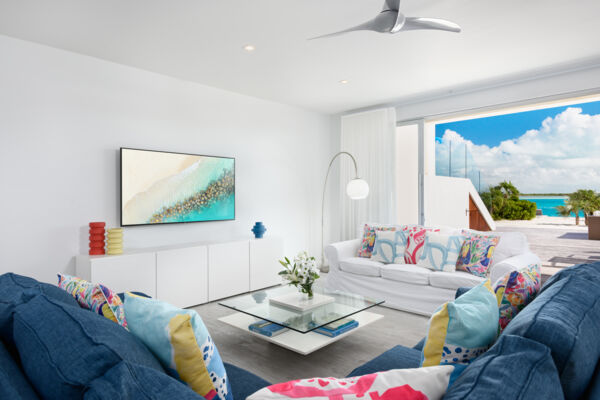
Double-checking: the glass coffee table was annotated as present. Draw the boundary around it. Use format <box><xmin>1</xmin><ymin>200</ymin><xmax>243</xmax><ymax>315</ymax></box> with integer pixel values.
<box><xmin>218</xmin><ymin>285</ymin><xmax>384</xmax><ymax>355</ymax></box>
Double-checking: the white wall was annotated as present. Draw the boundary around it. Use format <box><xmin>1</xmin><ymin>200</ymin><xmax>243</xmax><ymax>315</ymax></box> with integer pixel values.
<box><xmin>0</xmin><ymin>35</ymin><xmax>334</xmax><ymax>284</ymax></box>
<box><xmin>424</xmin><ymin>176</ymin><xmax>495</xmax><ymax>230</ymax></box>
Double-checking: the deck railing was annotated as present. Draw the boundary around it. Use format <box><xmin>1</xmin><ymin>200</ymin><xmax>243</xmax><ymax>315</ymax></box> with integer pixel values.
<box><xmin>435</xmin><ymin>138</ymin><xmax>486</xmax><ymax>192</ymax></box>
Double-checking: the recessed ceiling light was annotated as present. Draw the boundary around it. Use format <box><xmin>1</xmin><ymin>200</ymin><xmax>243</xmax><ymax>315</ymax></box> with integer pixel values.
<box><xmin>243</xmin><ymin>44</ymin><xmax>256</xmax><ymax>52</ymax></box>
<box><xmin>339</xmin><ymin>80</ymin><xmax>349</xmax><ymax>84</ymax></box>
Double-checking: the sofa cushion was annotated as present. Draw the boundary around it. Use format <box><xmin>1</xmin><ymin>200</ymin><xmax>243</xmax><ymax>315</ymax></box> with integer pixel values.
<box><xmin>57</xmin><ymin>273</ymin><xmax>127</xmax><ymax>328</ymax></box>
<box><xmin>0</xmin><ymin>338</ymin><xmax>39</xmax><ymax>400</ymax></box>
<box><xmin>250</xmin><ymin>366</ymin><xmax>454</xmax><ymax>400</ymax></box>
<box><xmin>347</xmin><ymin>345</ymin><xmax>421</xmax><ymax>377</ymax></box>
<box><xmin>418</xmin><ymin>232</ymin><xmax>467</xmax><ymax>272</ymax></box>
<box><xmin>502</xmin><ymin>262</ymin><xmax>600</xmax><ymax>400</ymax></box>
<box><xmin>124</xmin><ymin>293</ymin><xmax>232</xmax><ymax>400</ymax></box>
<box><xmin>380</xmin><ymin>264</ymin><xmax>431</xmax><ymax>285</ymax></box>
<box><xmin>0</xmin><ymin>273</ymin><xmax>79</xmax><ymax>348</ymax></box>
<box><xmin>494</xmin><ymin>263</ymin><xmax>542</xmax><ymax>333</ymax></box>
<box><xmin>371</xmin><ymin>229</ymin><xmax>410</xmax><ymax>264</ymax></box>
<box><xmin>492</xmin><ymin>231</ymin><xmax>529</xmax><ymax>266</ymax></box>
<box><xmin>357</xmin><ymin>224</ymin><xmax>398</xmax><ymax>258</ymax></box>
<box><xmin>84</xmin><ymin>361</ymin><xmax>203</xmax><ymax>400</ymax></box>
<box><xmin>339</xmin><ymin>257</ymin><xmax>383</xmax><ymax>277</ymax></box>
<box><xmin>444</xmin><ymin>335</ymin><xmax>563</xmax><ymax>400</ymax></box>
<box><xmin>13</xmin><ymin>293</ymin><xmax>164</xmax><ymax>400</ymax></box>
<box><xmin>428</xmin><ymin>271</ymin><xmax>484</xmax><ymax>290</ymax></box>
<box><xmin>224</xmin><ymin>362</ymin><xmax>271</xmax><ymax>400</ymax></box>
<box><xmin>456</xmin><ymin>233</ymin><xmax>500</xmax><ymax>277</ymax></box>
<box><xmin>421</xmin><ymin>280</ymin><xmax>498</xmax><ymax>367</ymax></box>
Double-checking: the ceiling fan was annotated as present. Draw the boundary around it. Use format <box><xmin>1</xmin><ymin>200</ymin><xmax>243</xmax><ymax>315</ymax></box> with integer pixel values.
<box><xmin>310</xmin><ymin>0</ymin><xmax>461</xmax><ymax>40</ymax></box>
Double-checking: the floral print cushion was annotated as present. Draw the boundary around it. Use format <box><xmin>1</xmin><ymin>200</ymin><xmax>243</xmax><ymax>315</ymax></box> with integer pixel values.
<box><xmin>57</xmin><ymin>273</ymin><xmax>127</xmax><ymax>329</ymax></box>
<box><xmin>455</xmin><ymin>232</ymin><xmax>500</xmax><ymax>277</ymax></box>
<box><xmin>357</xmin><ymin>224</ymin><xmax>397</xmax><ymax>258</ymax></box>
<box><xmin>494</xmin><ymin>263</ymin><xmax>541</xmax><ymax>332</ymax></box>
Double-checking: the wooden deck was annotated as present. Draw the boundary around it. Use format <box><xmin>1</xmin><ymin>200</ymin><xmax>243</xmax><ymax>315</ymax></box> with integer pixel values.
<box><xmin>496</xmin><ymin>224</ymin><xmax>600</xmax><ymax>277</ymax></box>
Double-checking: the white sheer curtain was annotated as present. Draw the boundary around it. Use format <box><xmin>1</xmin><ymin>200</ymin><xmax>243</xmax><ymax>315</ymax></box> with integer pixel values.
<box><xmin>340</xmin><ymin>108</ymin><xmax>397</xmax><ymax>240</ymax></box>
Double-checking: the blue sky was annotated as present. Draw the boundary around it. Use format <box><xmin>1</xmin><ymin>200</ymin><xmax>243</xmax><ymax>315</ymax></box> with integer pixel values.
<box><xmin>436</xmin><ymin>100</ymin><xmax>600</xmax><ymax>146</ymax></box>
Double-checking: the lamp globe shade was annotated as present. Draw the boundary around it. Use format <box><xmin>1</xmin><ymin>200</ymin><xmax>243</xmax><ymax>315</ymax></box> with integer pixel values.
<box><xmin>346</xmin><ymin>178</ymin><xmax>369</xmax><ymax>200</ymax></box>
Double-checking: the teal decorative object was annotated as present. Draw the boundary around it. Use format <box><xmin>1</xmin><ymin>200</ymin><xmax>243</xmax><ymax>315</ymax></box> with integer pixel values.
<box><xmin>251</xmin><ymin>222</ymin><xmax>266</xmax><ymax>238</ymax></box>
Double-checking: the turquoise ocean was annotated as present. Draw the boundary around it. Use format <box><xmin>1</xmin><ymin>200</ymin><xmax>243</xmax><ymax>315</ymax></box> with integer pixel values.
<box><xmin>520</xmin><ymin>196</ymin><xmax>584</xmax><ymax>217</ymax></box>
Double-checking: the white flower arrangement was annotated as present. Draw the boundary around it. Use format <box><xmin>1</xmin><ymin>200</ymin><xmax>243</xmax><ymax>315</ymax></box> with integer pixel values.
<box><xmin>278</xmin><ymin>251</ymin><xmax>320</xmax><ymax>298</ymax></box>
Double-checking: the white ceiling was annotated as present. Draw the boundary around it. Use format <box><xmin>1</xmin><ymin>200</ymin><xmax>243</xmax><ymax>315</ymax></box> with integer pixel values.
<box><xmin>1</xmin><ymin>0</ymin><xmax>600</xmax><ymax>114</ymax></box>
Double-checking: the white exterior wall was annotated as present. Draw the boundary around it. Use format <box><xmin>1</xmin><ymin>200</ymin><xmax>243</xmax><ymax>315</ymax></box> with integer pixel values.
<box><xmin>424</xmin><ymin>176</ymin><xmax>495</xmax><ymax>230</ymax></box>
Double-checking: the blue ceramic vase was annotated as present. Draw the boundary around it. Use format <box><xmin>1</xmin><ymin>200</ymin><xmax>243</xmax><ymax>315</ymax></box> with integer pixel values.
<box><xmin>251</xmin><ymin>222</ymin><xmax>266</xmax><ymax>238</ymax></box>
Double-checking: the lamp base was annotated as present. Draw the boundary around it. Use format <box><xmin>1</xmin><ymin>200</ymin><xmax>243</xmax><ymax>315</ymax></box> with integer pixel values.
<box><xmin>319</xmin><ymin>262</ymin><xmax>330</xmax><ymax>273</ymax></box>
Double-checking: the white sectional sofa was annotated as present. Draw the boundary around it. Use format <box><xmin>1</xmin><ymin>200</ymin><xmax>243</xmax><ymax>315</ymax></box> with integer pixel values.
<box><xmin>324</xmin><ymin>230</ymin><xmax>541</xmax><ymax>316</ymax></box>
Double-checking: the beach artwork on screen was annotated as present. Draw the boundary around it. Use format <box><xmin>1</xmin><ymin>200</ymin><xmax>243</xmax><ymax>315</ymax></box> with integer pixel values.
<box><xmin>121</xmin><ymin>148</ymin><xmax>235</xmax><ymax>226</ymax></box>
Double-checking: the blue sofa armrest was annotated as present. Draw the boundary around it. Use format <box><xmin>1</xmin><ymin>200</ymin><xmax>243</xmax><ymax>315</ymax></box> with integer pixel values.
<box><xmin>346</xmin><ymin>345</ymin><xmax>421</xmax><ymax>377</ymax></box>
<box><xmin>224</xmin><ymin>362</ymin><xmax>271</xmax><ymax>399</ymax></box>
<box><xmin>455</xmin><ymin>287</ymin><xmax>471</xmax><ymax>299</ymax></box>
<box><xmin>412</xmin><ymin>338</ymin><xmax>426</xmax><ymax>352</ymax></box>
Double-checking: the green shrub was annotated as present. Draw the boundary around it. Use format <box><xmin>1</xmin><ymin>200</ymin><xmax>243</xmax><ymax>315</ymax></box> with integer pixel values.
<box><xmin>480</xmin><ymin>181</ymin><xmax>536</xmax><ymax>221</ymax></box>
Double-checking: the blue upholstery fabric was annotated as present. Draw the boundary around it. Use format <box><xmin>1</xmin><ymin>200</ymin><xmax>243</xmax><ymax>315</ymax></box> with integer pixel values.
<box><xmin>502</xmin><ymin>263</ymin><xmax>600</xmax><ymax>399</ymax></box>
<box><xmin>346</xmin><ymin>344</ymin><xmax>421</xmax><ymax>377</ymax></box>
<box><xmin>0</xmin><ymin>338</ymin><xmax>39</xmax><ymax>400</ymax></box>
<box><xmin>0</xmin><ymin>273</ymin><xmax>78</xmax><ymax>347</ymax></box>
<box><xmin>455</xmin><ymin>287</ymin><xmax>471</xmax><ymax>299</ymax></box>
<box><xmin>224</xmin><ymin>362</ymin><xmax>271</xmax><ymax>400</ymax></box>
<box><xmin>444</xmin><ymin>334</ymin><xmax>564</xmax><ymax>400</ymax></box>
<box><xmin>583</xmin><ymin>362</ymin><xmax>600</xmax><ymax>400</ymax></box>
<box><xmin>85</xmin><ymin>361</ymin><xmax>204</xmax><ymax>400</ymax></box>
<box><xmin>13</xmin><ymin>293</ymin><xmax>165</xmax><ymax>400</ymax></box>
<box><xmin>413</xmin><ymin>338</ymin><xmax>426</xmax><ymax>352</ymax></box>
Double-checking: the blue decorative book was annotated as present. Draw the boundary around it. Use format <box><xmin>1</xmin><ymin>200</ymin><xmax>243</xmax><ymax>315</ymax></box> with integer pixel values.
<box><xmin>248</xmin><ymin>320</ymin><xmax>288</xmax><ymax>337</ymax></box>
<box><xmin>314</xmin><ymin>319</ymin><xmax>359</xmax><ymax>337</ymax></box>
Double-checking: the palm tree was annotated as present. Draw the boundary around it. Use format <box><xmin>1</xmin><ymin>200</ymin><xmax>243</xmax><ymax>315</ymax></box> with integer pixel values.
<box><xmin>567</xmin><ymin>199</ymin><xmax>583</xmax><ymax>226</ymax></box>
<box><xmin>556</xmin><ymin>204</ymin><xmax>572</xmax><ymax>217</ymax></box>
<box><xmin>568</xmin><ymin>190</ymin><xmax>600</xmax><ymax>225</ymax></box>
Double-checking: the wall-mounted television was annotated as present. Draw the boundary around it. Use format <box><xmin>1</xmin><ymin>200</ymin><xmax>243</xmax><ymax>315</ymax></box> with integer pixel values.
<box><xmin>120</xmin><ymin>148</ymin><xmax>235</xmax><ymax>226</ymax></box>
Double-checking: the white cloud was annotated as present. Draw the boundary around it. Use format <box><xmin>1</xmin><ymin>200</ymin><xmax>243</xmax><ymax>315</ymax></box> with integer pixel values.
<box><xmin>437</xmin><ymin>107</ymin><xmax>600</xmax><ymax>193</ymax></box>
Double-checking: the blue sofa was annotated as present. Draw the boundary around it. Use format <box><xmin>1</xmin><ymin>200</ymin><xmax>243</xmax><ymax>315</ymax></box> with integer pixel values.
<box><xmin>2</xmin><ymin>262</ymin><xmax>599</xmax><ymax>399</ymax></box>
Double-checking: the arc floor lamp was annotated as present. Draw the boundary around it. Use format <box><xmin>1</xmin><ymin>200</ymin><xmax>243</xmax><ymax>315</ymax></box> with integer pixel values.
<box><xmin>321</xmin><ymin>151</ymin><xmax>369</xmax><ymax>271</ymax></box>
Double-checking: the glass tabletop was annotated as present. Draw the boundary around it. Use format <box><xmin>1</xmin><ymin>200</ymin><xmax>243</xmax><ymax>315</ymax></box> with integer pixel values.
<box><xmin>218</xmin><ymin>285</ymin><xmax>384</xmax><ymax>333</ymax></box>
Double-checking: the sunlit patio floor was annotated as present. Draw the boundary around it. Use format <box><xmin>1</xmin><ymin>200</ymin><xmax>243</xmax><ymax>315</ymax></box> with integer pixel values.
<box><xmin>496</xmin><ymin>216</ymin><xmax>600</xmax><ymax>277</ymax></box>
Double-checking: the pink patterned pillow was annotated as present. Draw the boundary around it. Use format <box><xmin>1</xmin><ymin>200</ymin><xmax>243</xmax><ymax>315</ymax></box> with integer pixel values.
<box><xmin>404</xmin><ymin>226</ymin><xmax>441</xmax><ymax>264</ymax></box>
<box><xmin>357</xmin><ymin>224</ymin><xmax>396</xmax><ymax>258</ymax></box>
<box><xmin>247</xmin><ymin>366</ymin><xmax>455</xmax><ymax>400</ymax></box>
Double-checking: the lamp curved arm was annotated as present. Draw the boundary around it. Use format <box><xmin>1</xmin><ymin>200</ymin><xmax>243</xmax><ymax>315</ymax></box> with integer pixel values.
<box><xmin>321</xmin><ymin>152</ymin><xmax>361</xmax><ymax>268</ymax></box>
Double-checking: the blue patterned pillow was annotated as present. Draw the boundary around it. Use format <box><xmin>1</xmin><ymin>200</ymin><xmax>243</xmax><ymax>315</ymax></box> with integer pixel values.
<box><xmin>371</xmin><ymin>230</ymin><xmax>410</xmax><ymax>264</ymax></box>
<box><xmin>419</xmin><ymin>232</ymin><xmax>466</xmax><ymax>272</ymax></box>
<box><xmin>124</xmin><ymin>293</ymin><xmax>232</xmax><ymax>400</ymax></box>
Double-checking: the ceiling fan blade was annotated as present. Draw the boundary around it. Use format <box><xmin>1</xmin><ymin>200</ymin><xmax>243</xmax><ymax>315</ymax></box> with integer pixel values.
<box><xmin>308</xmin><ymin>18</ymin><xmax>378</xmax><ymax>40</ymax></box>
<box><xmin>382</xmin><ymin>0</ymin><xmax>401</xmax><ymax>12</ymax></box>
<box><xmin>401</xmin><ymin>17</ymin><xmax>461</xmax><ymax>33</ymax></box>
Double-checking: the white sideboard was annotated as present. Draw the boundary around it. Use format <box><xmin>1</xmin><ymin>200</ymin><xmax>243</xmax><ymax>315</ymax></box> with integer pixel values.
<box><xmin>76</xmin><ymin>236</ymin><xmax>283</xmax><ymax>308</ymax></box>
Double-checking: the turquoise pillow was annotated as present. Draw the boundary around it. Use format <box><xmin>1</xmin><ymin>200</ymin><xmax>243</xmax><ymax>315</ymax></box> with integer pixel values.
<box><xmin>421</xmin><ymin>280</ymin><xmax>499</xmax><ymax>367</ymax></box>
<box><xmin>124</xmin><ymin>293</ymin><xmax>232</xmax><ymax>400</ymax></box>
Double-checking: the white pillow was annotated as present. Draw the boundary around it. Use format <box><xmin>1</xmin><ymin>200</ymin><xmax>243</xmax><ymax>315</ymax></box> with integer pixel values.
<box><xmin>371</xmin><ymin>230</ymin><xmax>409</xmax><ymax>264</ymax></box>
<box><xmin>247</xmin><ymin>366</ymin><xmax>455</xmax><ymax>400</ymax></box>
<box><xmin>418</xmin><ymin>231</ymin><xmax>466</xmax><ymax>272</ymax></box>
<box><xmin>491</xmin><ymin>232</ymin><xmax>529</xmax><ymax>265</ymax></box>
